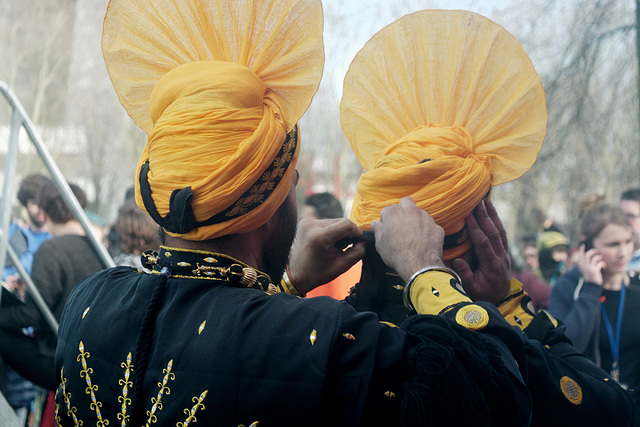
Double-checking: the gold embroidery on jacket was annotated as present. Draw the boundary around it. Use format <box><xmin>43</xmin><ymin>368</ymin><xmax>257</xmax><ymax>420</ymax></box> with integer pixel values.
<box><xmin>117</xmin><ymin>353</ymin><xmax>134</xmax><ymax>425</ymax></box>
<box><xmin>146</xmin><ymin>360</ymin><xmax>175</xmax><ymax>426</ymax></box>
<box><xmin>56</xmin><ymin>369</ymin><xmax>81</xmax><ymax>426</ymax></box>
<box><xmin>56</xmin><ymin>344</ymin><xmax>209</xmax><ymax>425</ymax></box>
<box><xmin>78</xmin><ymin>341</ymin><xmax>108</xmax><ymax>426</ymax></box>
<box><xmin>177</xmin><ymin>390</ymin><xmax>209</xmax><ymax>427</ymax></box>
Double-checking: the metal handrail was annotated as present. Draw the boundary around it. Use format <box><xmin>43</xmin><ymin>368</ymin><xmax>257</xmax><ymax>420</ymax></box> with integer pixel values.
<box><xmin>0</xmin><ymin>80</ymin><xmax>115</xmax><ymax>328</ymax></box>
<box><xmin>0</xmin><ymin>229</ymin><xmax>58</xmax><ymax>336</ymax></box>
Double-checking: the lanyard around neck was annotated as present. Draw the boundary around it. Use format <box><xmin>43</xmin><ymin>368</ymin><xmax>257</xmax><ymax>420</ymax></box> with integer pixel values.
<box><xmin>600</xmin><ymin>280</ymin><xmax>626</xmax><ymax>371</ymax></box>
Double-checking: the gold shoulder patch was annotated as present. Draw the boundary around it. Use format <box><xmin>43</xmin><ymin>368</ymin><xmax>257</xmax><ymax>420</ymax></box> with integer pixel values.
<box><xmin>560</xmin><ymin>376</ymin><xmax>583</xmax><ymax>405</ymax></box>
<box><xmin>455</xmin><ymin>304</ymin><xmax>489</xmax><ymax>330</ymax></box>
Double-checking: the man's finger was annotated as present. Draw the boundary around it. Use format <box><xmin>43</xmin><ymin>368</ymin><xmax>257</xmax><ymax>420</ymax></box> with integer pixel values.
<box><xmin>473</xmin><ymin>200</ymin><xmax>505</xmax><ymax>257</ymax></box>
<box><xmin>451</xmin><ymin>258</ymin><xmax>475</xmax><ymax>295</ymax></box>
<box><xmin>398</xmin><ymin>196</ymin><xmax>417</xmax><ymax>208</ymax></box>
<box><xmin>323</xmin><ymin>218</ymin><xmax>363</xmax><ymax>240</ymax></box>
<box><xmin>465</xmin><ymin>209</ymin><xmax>502</xmax><ymax>271</ymax></box>
<box><xmin>485</xmin><ymin>199</ymin><xmax>508</xmax><ymax>251</ymax></box>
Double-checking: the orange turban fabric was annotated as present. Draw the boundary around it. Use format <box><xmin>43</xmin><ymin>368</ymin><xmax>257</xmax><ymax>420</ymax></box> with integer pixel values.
<box><xmin>341</xmin><ymin>10</ymin><xmax>547</xmax><ymax>259</ymax></box>
<box><xmin>102</xmin><ymin>0</ymin><xmax>324</xmax><ymax>240</ymax></box>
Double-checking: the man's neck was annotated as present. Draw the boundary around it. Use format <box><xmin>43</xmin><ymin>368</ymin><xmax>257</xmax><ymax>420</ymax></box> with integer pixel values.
<box><xmin>29</xmin><ymin>223</ymin><xmax>48</xmax><ymax>234</ymax></box>
<box><xmin>164</xmin><ymin>232</ymin><xmax>265</xmax><ymax>273</ymax></box>
<box><xmin>48</xmin><ymin>220</ymin><xmax>85</xmax><ymax>238</ymax></box>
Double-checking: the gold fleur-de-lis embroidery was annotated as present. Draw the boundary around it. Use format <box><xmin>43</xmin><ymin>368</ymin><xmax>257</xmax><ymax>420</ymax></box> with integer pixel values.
<box><xmin>310</xmin><ymin>329</ymin><xmax>317</xmax><ymax>345</ymax></box>
<box><xmin>82</xmin><ymin>307</ymin><xmax>90</xmax><ymax>319</ymax></box>
<box><xmin>198</xmin><ymin>321</ymin><xmax>206</xmax><ymax>335</ymax></box>
<box><xmin>56</xmin><ymin>369</ymin><xmax>82</xmax><ymax>426</ymax></box>
<box><xmin>177</xmin><ymin>390</ymin><xmax>208</xmax><ymax>427</ymax></box>
<box><xmin>117</xmin><ymin>352</ymin><xmax>134</xmax><ymax>425</ymax></box>
<box><xmin>77</xmin><ymin>341</ymin><xmax>107</xmax><ymax>426</ymax></box>
<box><xmin>146</xmin><ymin>360</ymin><xmax>175</xmax><ymax>426</ymax></box>
<box><xmin>58</xmin><ymin>344</ymin><xmax>209</xmax><ymax>426</ymax></box>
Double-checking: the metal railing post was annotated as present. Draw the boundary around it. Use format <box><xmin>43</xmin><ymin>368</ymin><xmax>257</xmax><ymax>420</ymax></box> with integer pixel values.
<box><xmin>0</xmin><ymin>229</ymin><xmax>58</xmax><ymax>336</ymax></box>
<box><xmin>0</xmin><ymin>80</ymin><xmax>114</xmax><ymax>336</ymax></box>
<box><xmin>0</xmin><ymin>81</ymin><xmax>115</xmax><ymax>269</ymax></box>
<box><xmin>0</xmin><ymin>108</ymin><xmax>23</xmax><ymax>292</ymax></box>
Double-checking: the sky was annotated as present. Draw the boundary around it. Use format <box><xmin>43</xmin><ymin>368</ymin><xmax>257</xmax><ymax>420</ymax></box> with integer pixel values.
<box><xmin>316</xmin><ymin>0</ymin><xmax>515</xmax><ymax>100</ymax></box>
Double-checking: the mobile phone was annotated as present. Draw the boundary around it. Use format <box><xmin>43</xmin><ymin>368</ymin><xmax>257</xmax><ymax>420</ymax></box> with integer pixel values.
<box><xmin>583</xmin><ymin>238</ymin><xmax>593</xmax><ymax>251</ymax></box>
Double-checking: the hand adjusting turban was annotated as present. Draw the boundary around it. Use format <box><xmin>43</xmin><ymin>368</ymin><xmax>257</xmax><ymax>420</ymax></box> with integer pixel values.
<box><xmin>341</xmin><ymin>10</ymin><xmax>547</xmax><ymax>260</ymax></box>
<box><xmin>102</xmin><ymin>0</ymin><xmax>324</xmax><ymax>240</ymax></box>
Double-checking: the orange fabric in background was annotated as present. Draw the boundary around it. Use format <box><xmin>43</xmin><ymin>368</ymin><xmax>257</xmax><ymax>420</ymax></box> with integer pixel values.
<box><xmin>307</xmin><ymin>261</ymin><xmax>362</xmax><ymax>300</ymax></box>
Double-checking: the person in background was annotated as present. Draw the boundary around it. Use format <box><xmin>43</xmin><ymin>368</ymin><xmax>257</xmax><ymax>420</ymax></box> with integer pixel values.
<box><xmin>112</xmin><ymin>200</ymin><xmax>161</xmax><ymax>271</ymax></box>
<box><xmin>621</xmin><ymin>188</ymin><xmax>640</xmax><ymax>272</ymax></box>
<box><xmin>0</xmin><ymin>181</ymin><xmax>104</xmax><ymax>394</ymax></box>
<box><xmin>536</xmin><ymin>230</ymin><xmax>570</xmax><ymax>286</ymax></box>
<box><xmin>3</xmin><ymin>174</ymin><xmax>52</xmax><ymax>283</ymax></box>
<box><xmin>301</xmin><ymin>192</ymin><xmax>361</xmax><ymax>299</ymax></box>
<box><xmin>522</xmin><ymin>242</ymin><xmax>540</xmax><ymax>272</ymax></box>
<box><xmin>106</xmin><ymin>186</ymin><xmax>136</xmax><ymax>259</ymax></box>
<box><xmin>301</xmin><ymin>192</ymin><xmax>344</xmax><ymax>220</ymax></box>
<box><xmin>510</xmin><ymin>250</ymin><xmax>550</xmax><ymax>310</ymax></box>
<box><xmin>86</xmin><ymin>210</ymin><xmax>110</xmax><ymax>251</ymax></box>
<box><xmin>1</xmin><ymin>174</ymin><xmax>52</xmax><ymax>425</ymax></box>
<box><xmin>549</xmin><ymin>203</ymin><xmax>639</xmax><ymax>425</ymax></box>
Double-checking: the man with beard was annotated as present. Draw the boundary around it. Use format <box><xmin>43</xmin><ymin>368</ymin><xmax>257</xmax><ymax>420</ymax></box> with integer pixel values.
<box><xmin>54</xmin><ymin>1</ymin><xmax>544</xmax><ymax>425</ymax></box>
<box><xmin>2</xmin><ymin>174</ymin><xmax>52</xmax><ymax>285</ymax></box>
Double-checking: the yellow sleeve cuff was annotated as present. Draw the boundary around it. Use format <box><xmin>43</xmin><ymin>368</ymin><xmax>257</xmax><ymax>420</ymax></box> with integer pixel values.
<box><xmin>496</xmin><ymin>278</ymin><xmax>536</xmax><ymax>330</ymax></box>
<box><xmin>407</xmin><ymin>269</ymin><xmax>471</xmax><ymax>316</ymax></box>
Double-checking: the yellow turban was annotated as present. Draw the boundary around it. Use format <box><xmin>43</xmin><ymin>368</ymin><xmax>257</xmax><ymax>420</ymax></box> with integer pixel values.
<box><xmin>341</xmin><ymin>10</ymin><xmax>547</xmax><ymax>259</ymax></box>
<box><xmin>102</xmin><ymin>0</ymin><xmax>324</xmax><ymax>240</ymax></box>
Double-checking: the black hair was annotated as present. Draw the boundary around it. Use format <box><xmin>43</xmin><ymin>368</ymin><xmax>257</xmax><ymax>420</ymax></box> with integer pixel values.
<box><xmin>304</xmin><ymin>192</ymin><xmax>343</xmax><ymax>219</ymax></box>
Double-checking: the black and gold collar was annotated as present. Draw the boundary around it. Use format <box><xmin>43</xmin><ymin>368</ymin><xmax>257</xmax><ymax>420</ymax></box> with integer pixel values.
<box><xmin>142</xmin><ymin>246</ymin><xmax>276</xmax><ymax>294</ymax></box>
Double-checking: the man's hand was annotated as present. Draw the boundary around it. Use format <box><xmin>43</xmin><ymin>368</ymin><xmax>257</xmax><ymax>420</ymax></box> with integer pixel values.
<box><xmin>287</xmin><ymin>218</ymin><xmax>366</xmax><ymax>294</ymax></box>
<box><xmin>3</xmin><ymin>274</ymin><xmax>26</xmax><ymax>299</ymax></box>
<box><xmin>451</xmin><ymin>199</ymin><xmax>511</xmax><ymax>304</ymax></box>
<box><xmin>371</xmin><ymin>197</ymin><xmax>445</xmax><ymax>282</ymax></box>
